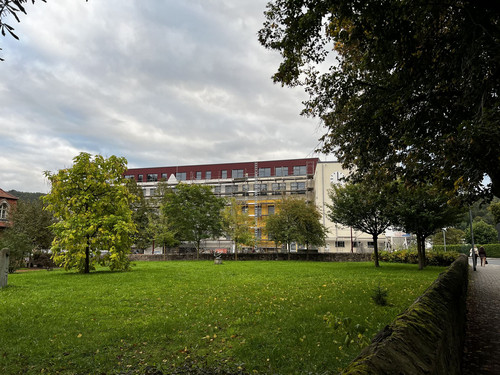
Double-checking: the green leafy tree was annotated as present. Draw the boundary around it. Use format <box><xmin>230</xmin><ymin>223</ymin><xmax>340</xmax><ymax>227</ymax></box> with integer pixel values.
<box><xmin>431</xmin><ymin>227</ymin><xmax>465</xmax><ymax>246</ymax></box>
<box><xmin>161</xmin><ymin>183</ymin><xmax>225</xmax><ymax>259</ymax></box>
<box><xmin>126</xmin><ymin>179</ymin><xmax>153</xmax><ymax>252</ymax></box>
<box><xmin>148</xmin><ymin>210</ymin><xmax>178</xmax><ymax>254</ymax></box>
<box><xmin>0</xmin><ymin>199</ymin><xmax>55</xmax><ymax>271</ymax></box>
<box><xmin>465</xmin><ymin>220</ymin><xmax>498</xmax><ymax>245</ymax></box>
<box><xmin>489</xmin><ymin>201</ymin><xmax>500</xmax><ymax>225</ymax></box>
<box><xmin>266</xmin><ymin>197</ymin><xmax>326</xmax><ymax>259</ymax></box>
<box><xmin>327</xmin><ymin>181</ymin><xmax>393</xmax><ymax>267</ymax></box>
<box><xmin>391</xmin><ymin>183</ymin><xmax>464</xmax><ymax>270</ymax></box>
<box><xmin>222</xmin><ymin>198</ymin><xmax>253</xmax><ymax>260</ymax></box>
<box><xmin>294</xmin><ymin>199</ymin><xmax>326</xmax><ymax>259</ymax></box>
<box><xmin>259</xmin><ymin>1</ymin><xmax>500</xmax><ymax>200</ymax></box>
<box><xmin>43</xmin><ymin>153</ymin><xmax>136</xmax><ymax>273</ymax></box>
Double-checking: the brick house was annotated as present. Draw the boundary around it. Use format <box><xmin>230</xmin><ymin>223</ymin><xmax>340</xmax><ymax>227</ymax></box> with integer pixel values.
<box><xmin>0</xmin><ymin>188</ymin><xmax>18</xmax><ymax>231</ymax></box>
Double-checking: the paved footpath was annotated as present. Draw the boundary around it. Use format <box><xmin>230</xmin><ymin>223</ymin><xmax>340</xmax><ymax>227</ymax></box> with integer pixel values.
<box><xmin>462</xmin><ymin>260</ymin><xmax>500</xmax><ymax>374</ymax></box>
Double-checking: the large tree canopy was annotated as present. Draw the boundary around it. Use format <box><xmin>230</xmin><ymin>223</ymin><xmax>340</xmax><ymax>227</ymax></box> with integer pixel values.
<box><xmin>43</xmin><ymin>153</ymin><xmax>136</xmax><ymax>273</ymax></box>
<box><xmin>259</xmin><ymin>0</ymin><xmax>500</xmax><ymax>200</ymax></box>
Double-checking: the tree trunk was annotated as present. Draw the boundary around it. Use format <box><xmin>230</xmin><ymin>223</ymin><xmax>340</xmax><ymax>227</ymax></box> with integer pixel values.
<box><xmin>417</xmin><ymin>234</ymin><xmax>425</xmax><ymax>270</ymax></box>
<box><xmin>234</xmin><ymin>241</ymin><xmax>238</xmax><ymax>261</ymax></box>
<box><xmin>196</xmin><ymin>240</ymin><xmax>200</xmax><ymax>260</ymax></box>
<box><xmin>373</xmin><ymin>234</ymin><xmax>380</xmax><ymax>267</ymax></box>
<box><xmin>85</xmin><ymin>237</ymin><xmax>90</xmax><ymax>274</ymax></box>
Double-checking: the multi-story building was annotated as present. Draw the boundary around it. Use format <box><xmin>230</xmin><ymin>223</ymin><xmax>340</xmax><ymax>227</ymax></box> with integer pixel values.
<box><xmin>125</xmin><ymin>158</ymin><xmax>385</xmax><ymax>253</ymax></box>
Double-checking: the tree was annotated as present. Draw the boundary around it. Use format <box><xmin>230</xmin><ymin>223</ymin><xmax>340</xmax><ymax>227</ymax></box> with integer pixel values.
<box><xmin>489</xmin><ymin>201</ymin><xmax>500</xmax><ymax>225</ymax></box>
<box><xmin>391</xmin><ymin>183</ymin><xmax>464</xmax><ymax>269</ymax></box>
<box><xmin>0</xmin><ymin>198</ymin><xmax>55</xmax><ymax>271</ymax></box>
<box><xmin>327</xmin><ymin>181</ymin><xmax>393</xmax><ymax>267</ymax></box>
<box><xmin>222</xmin><ymin>198</ymin><xmax>253</xmax><ymax>260</ymax></box>
<box><xmin>126</xmin><ymin>179</ymin><xmax>153</xmax><ymax>252</ymax></box>
<box><xmin>465</xmin><ymin>220</ymin><xmax>498</xmax><ymax>245</ymax></box>
<box><xmin>259</xmin><ymin>1</ymin><xmax>500</xmax><ymax>200</ymax></box>
<box><xmin>43</xmin><ymin>153</ymin><xmax>136</xmax><ymax>273</ymax></box>
<box><xmin>431</xmin><ymin>227</ymin><xmax>465</xmax><ymax>246</ymax></box>
<box><xmin>266</xmin><ymin>197</ymin><xmax>326</xmax><ymax>259</ymax></box>
<box><xmin>160</xmin><ymin>183</ymin><xmax>225</xmax><ymax>259</ymax></box>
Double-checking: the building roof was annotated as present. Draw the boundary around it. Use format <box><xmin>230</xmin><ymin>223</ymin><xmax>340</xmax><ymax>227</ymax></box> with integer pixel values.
<box><xmin>0</xmin><ymin>188</ymin><xmax>18</xmax><ymax>201</ymax></box>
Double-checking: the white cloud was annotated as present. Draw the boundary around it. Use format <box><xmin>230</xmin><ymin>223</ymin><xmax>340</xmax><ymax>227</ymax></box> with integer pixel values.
<box><xmin>0</xmin><ymin>0</ymin><xmax>322</xmax><ymax>193</ymax></box>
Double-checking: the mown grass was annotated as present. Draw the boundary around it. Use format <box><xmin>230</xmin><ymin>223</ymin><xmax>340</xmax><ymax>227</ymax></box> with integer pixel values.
<box><xmin>0</xmin><ymin>261</ymin><xmax>445</xmax><ymax>374</ymax></box>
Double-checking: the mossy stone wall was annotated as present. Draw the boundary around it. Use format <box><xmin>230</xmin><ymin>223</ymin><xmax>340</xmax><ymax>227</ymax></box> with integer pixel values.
<box><xmin>342</xmin><ymin>254</ymin><xmax>468</xmax><ymax>375</ymax></box>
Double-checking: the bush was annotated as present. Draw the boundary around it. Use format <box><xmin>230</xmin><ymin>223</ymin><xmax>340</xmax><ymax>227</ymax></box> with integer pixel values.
<box><xmin>433</xmin><ymin>243</ymin><xmax>500</xmax><ymax>258</ymax></box>
<box><xmin>378</xmin><ymin>250</ymin><xmax>460</xmax><ymax>266</ymax></box>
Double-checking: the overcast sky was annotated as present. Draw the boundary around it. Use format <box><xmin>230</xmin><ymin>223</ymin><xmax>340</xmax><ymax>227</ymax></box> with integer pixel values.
<box><xmin>0</xmin><ymin>1</ymin><xmax>330</xmax><ymax>193</ymax></box>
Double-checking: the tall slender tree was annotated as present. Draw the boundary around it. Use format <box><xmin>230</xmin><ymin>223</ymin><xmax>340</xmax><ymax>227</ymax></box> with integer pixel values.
<box><xmin>328</xmin><ymin>181</ymin><xmax>393</xmax><ymax>267</ymax></box>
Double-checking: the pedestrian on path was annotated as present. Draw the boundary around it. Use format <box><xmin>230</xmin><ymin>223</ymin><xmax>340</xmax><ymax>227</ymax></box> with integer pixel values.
<box><xmin>479</xmin><ymin>246</ymin><xmax>487</xmax><ymax>267</ymax></box>
<box><xmin>469</xmin><ymin>246</ymin><xmax>478</xmax><ymax>264</ymax></box>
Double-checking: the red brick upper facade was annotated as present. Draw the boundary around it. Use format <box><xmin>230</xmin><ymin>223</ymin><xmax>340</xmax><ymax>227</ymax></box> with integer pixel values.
<box><xmin>124</xmin><ymin>158</ymin><xmax>319</xmax><ymax>183</ymax></box>
<box><xmin>0</xmin><ymin>188</ymin><xmax>18</xmax><ymax>229</ymax></box>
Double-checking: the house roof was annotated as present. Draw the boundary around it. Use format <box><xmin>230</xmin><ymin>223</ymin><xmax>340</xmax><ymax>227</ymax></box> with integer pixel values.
<box><xmin>0</xmin><ymin>188</ymin><xmax>19</xmax><ymax>200</ymax></box>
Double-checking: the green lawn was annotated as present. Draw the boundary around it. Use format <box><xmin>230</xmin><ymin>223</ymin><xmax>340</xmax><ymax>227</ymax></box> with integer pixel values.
<box><xmin>0</xmin><ymin>261</ymin><xmax>445</xmax><ymax>374</ymax></box>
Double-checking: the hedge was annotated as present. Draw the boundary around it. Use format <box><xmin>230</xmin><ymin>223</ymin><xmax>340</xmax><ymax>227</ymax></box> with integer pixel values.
<box><xmin>433</xmin><ymin>243</ymin><xmax>500</xmax><ymax>258</ymax></box>
<box><xmin>377</xmin><ymin>250</ymin><xmax>461</xmax><ymax>266</ymax></box>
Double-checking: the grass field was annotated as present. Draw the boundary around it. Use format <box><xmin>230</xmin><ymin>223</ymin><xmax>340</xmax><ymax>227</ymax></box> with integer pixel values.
<box><xmin>0</xmin><ymin>261</ymin><xmax>445</xmax><ymax>374</ymax></box>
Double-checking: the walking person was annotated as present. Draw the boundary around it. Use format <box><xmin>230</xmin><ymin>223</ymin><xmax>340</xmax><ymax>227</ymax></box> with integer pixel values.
<box><xmin>478</xmin><ymin>246</ymin><xmax>487</xmax><ymax>267</ymax></box>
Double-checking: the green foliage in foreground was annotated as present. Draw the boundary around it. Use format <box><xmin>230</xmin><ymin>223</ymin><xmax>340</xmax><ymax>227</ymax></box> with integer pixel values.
<box><xmin>0</xmin><ymin>261</ymin><xmax>445</xmax><ymax>374</ymax></box>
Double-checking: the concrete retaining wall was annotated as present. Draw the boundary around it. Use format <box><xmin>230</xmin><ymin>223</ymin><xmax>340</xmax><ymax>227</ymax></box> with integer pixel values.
<box><xmin>342</xmin><ymin>254</ymin><xmax>469</xmax><ymax>375</ymax></box>
<box><xmin>129</xmin><ymin>252</ymin><xmax>372</xmax><ymax>262</ymax></box>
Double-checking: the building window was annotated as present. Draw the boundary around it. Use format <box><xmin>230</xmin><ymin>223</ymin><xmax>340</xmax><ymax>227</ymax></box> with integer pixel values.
<box><xmin>147</xmin><ymin>174</ymin><xmax>158</xmax><ymax>182</ymax></box>
<box><xmin>225</xmin><ymin>185</ymin><xmax>238</xmax><ymax>194</ymax></box>
<box><xmin>242</xmin><ymin>205</ymin><xmax>249</xmax><ymax>214</ymax></box>
<box><xmin>137</xmin><ymin>175</ymin><xmax>143</xmax><ymax>182</ymax></box>
<box><xmin>293</xmin><ymin>165</ymin><xmax>307</xmax><ymax>176</ymax></box>
<box><xmin>124</xmin><ymin>175</ymin><xmax>134</xmax><ymax>180</ymax></box>
<box><xmin>259</xmin><ymin>167</ymin><xmax>271</xmax><ymax>177</ymax></box>
<box><xmin>352</xmin><ymin>241</ymin><xmax>360</xmax><ymax>248</ymax></box>
<box><xmin>196</xmin><ymin>171</ymin><xmax>202</xmax><ymax>180</ymax></box>
<box><xmin>268</xmin><ymin>205</ymin><xmax>275</xmax><ymax>215</ymax></box>
<box><xmin>275</xmin><ymin>167</ymin><xmax>289</xmax><ymax>177</ymax></box>
<box><xmin>255</xmin><ymin>206</ymin><xmax>262</xmax><ymax>217</ymax></box>
<box><xmin>161</xmin><ymin>173</ymin><xmax>168</xmax><ymax>180</ymax></box>
<box><xmin>176</xmin><ymin>172</ymin><xmax>187</xmax><ymax>181</ymax></box>
<box><xmin>232</xmin><ymin>169</ymin><xmax>244</xmax><ymax>179</ymax></box>
<box><xmin>214</xmin><ymin>186</ymin><xmax>221</xmax><ymax>194</ymax></box>
<box><xmin>290</xmin><ymin>182</ymin><xmax>306</xmax><ymax>194</ymax></box>
<box><xmin>242</xmin><ymin>184</ymin><xmax>250</xmax><ymax>196</ymax></box>
<box><xmin>221</xmin><ymin>170</ymin><xmax>228</xmax><ymax>179</ymax></box>
<box><xmin>254</xmin><ymin>183</ymin><xmax>268</xmax><ymax>196</ymax></box>
<box><xmin>255</xmin><ymin>228</ymin><xmax>262</xmax><ymax>239</ymax></box>
<box><xmin>0</xmin><ymin>203</ymin><xmax>8</xmax><ymax>220</ymax></box>
<box><xmin>206</xmin><ymin>171</ymin><xmax>212</xmax><ymax>180</ymax></box>
<box><xmin>335</xmin><ymin>241</ymin><xmax>345</xmax><ymax>248</ymax></box>
<box><xmin>149</xmin><ymin>188</ymin><xmax>156</xmax><ymax>197</ymax></box>
<box><xmin>272</xmin><ymin>183</ymin><xmax>286</xmax><ymax>195</ymax></box>
<box><xmin>368</xmin><ymin>242</ymin><xmax>374</xmax><ymax>248</ymax></box>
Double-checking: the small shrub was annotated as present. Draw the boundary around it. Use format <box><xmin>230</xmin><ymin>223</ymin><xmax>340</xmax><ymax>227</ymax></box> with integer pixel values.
<box><xmin>371</xmin><ymin>284</ymin><xmax>389</xmax><ymax>306</ymax></box>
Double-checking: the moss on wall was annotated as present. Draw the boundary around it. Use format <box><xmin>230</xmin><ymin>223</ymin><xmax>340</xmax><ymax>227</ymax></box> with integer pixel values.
<box><xmin>342</xmin><ymin>254</ymin><xmax>468</xmax><ymax>375</ymax></box>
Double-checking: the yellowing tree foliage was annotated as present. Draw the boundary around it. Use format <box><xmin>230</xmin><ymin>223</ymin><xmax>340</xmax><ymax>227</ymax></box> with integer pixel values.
<box><xmin>43</xmin><ymin>153</ymin><xmax>136</xmax><ymax>273</ymax></box>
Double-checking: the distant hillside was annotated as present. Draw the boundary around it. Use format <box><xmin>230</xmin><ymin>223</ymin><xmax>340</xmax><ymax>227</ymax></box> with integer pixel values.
<box><xmin>8</xmin><ymin>190</ymin><xmax>45</xmax><ymax>202</ymax></box>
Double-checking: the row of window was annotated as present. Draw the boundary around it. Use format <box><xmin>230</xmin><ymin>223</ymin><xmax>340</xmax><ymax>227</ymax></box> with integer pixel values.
<box><xmin>126</xmin><ymin>165</ymin><xmax>309</xmax><ymax>183</ymax></box>
<box><xmin>334</xmin><ymin>241</ymin><xmax>378</xmax><ymax>248</ymax></box>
